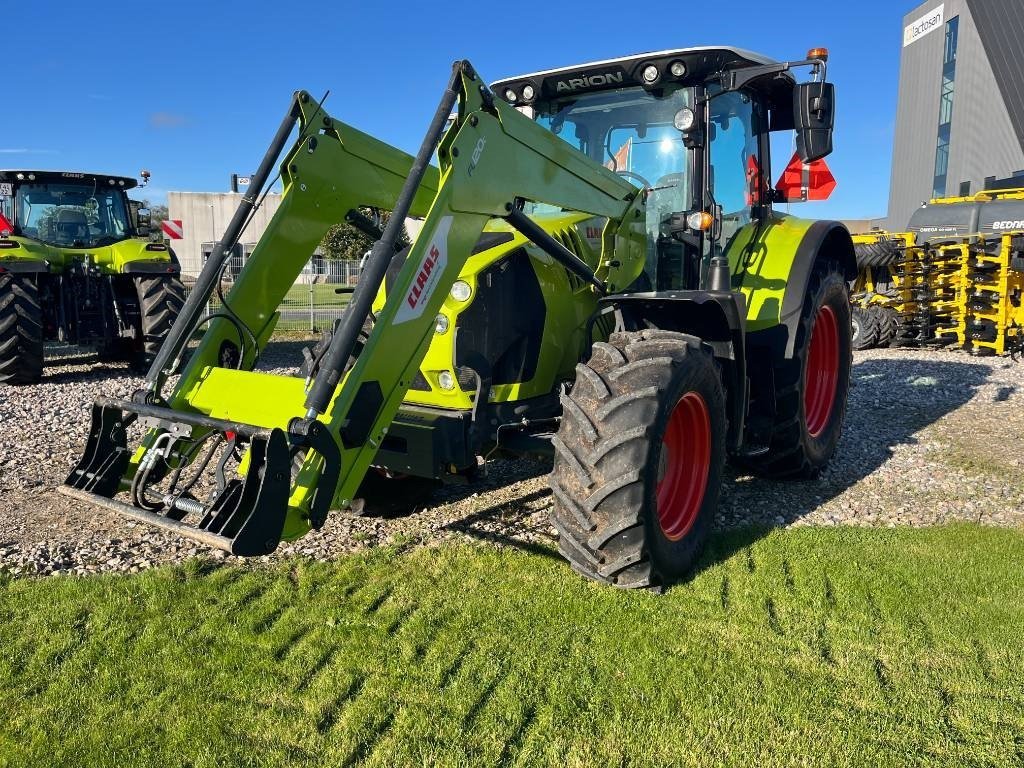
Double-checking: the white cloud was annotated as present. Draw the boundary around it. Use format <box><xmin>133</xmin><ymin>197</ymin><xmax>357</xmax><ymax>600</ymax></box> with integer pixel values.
<box><xmin>149</xmin><ymin>112</ymin><xmax>188</xmax><ymax>129</ymax></box>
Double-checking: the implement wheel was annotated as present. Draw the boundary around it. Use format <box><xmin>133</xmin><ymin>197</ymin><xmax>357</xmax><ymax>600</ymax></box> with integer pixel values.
<box><xmin>549</xmin><ymin>330</ymin><xmax>726</xmax><ymax>590</ymax></box>
<box><xmin>851</xmin><ymin>306</ymin><xmax>879</xmax><ymax>350</ymax></box>
<box><xmin>131</xmin><ymin>275</ymin><xmax>185</xmax><ymax>372</ymax></box>
<box><xmin>873</xmin><ymin>306</ymin><xmax>898</xmax><ymax>348</ymax></box>
<box><xmin>0</xmin><ymin>273</ymin><xmax>43</xmax><ymax>385</ymax></box>
<box><xmin>738</xmin><ymin>260</ymin><xmax>852</xmax><ymax>479</ymax></box>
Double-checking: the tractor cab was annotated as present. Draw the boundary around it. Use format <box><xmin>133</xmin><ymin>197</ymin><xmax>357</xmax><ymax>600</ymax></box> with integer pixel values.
<box><xmin>493</xmin><ymin>47</ymin><xmax>835</xmax><ymax>290</ymax></box>
<box><xmin>0</xmin><ymin>170</ymin><xmax>146</xmax><ymax>249</ymax></box>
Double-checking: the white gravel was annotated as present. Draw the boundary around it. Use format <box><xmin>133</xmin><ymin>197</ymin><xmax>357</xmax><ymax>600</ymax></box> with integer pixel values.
<box><xmin>1</xmin><ymin>342</ymin><xmax>1022</xmax><ymax>577</ymax></box>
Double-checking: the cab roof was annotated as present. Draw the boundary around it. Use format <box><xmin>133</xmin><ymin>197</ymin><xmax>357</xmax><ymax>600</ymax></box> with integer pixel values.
<box><xmin>0</xmin><ymin>170</ymin><xmax>138</xmax><ymax>190</ymax></box>
<box><xmin>491</xmin><ymin>46</ymin><xmax>790</xmax><ymax>105</ymax></box>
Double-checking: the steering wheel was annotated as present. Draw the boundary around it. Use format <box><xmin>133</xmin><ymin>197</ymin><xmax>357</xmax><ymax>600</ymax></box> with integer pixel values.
<box><xmin>615</xmin><ymin>170</ymin><xmax>653</xmax><ymax>189</ymax></box>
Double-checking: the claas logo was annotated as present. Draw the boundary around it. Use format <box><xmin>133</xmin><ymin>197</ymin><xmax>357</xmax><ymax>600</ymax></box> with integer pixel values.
<box><xmin>407</xmin><ymin>245</ymin><xmax>441</xmax><ymax>309</ymax></box>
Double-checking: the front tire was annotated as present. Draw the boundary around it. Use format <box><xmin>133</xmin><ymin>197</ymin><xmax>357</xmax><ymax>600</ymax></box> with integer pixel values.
<box><xmin>738</xmin><ymin>260</ymin><xmax>852</xmax><ymax>479</ymax></box>
<box><xmin>549</xmin><ymin>330</ymin><xmax>726</xmax><ymax>589</ymax></box>
<box><xmin>0</xmin><ymin>273</ymin><xmax>43</xmax><ymax>385</ymax></box>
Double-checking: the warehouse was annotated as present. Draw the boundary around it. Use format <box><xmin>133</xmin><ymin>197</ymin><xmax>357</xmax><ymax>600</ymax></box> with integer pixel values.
<box><xmin>887</xmin><ymin>0</ymin><xmax>1024</xmax><ymax>229</ymax></box>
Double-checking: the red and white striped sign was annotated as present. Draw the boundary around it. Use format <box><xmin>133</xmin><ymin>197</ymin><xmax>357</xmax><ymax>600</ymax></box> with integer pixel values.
<box><xmin>161</xmin><ymin>219</ymin><xmax>184</xmax><ymax>239</ymax></box>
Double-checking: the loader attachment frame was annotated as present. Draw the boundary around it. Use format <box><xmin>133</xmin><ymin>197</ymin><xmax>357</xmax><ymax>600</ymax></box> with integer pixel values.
<box><xmin>61</xmin><ymin>59</ymin><xmax>646</xmax><ymax>554</ymax></box>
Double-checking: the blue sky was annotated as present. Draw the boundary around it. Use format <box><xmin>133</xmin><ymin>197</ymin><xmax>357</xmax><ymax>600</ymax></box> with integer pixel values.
<box><xmin>8</xmin><ymin>0</ymin><xmax>907</xmax><ymax>220</ymax></box>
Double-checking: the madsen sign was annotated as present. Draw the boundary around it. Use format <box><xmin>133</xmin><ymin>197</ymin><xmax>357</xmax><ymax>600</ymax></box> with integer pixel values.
<box><xmin>904</xmin><ymin>4</ymin><xmax>945</xmax><ymax>47</ymax></box>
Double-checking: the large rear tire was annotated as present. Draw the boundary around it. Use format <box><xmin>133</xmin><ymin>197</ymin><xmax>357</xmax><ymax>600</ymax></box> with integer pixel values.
<box><xmin>0</xmin><ymin>273</ymin><xmax>43</xmax><ymax>386</ymax></box>
<box><xmin>549</xmin><ymin>330</ymin><xmax>727</xmax><ymax>590</ymax></box>
<box><xmin>132</xmin><ymin>275</ymin><xmax>185</xmax><ymax>372</ymax></box>
<box><xmin>738</xmin><ymin>260</ymin><xmax>851</xmax><ymax>479</ymax></box>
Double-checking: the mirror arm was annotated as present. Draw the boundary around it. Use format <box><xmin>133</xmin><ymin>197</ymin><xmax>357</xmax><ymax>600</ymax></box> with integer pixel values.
<box><xmin>719</xmin><ymin>57</ymin><xmax>828</xmax><ymax>93</ymax></box>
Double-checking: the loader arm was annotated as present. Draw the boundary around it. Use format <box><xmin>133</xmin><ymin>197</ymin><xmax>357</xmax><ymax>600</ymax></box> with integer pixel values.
<box><xmin>62</xmin><ymin>60</ymin><xmax>646</xmax><ymax>555</ymax></box>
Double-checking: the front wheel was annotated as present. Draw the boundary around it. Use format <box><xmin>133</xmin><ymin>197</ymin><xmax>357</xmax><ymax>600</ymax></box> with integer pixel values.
<box><xmin>549</xmin><ymin>330</ymin><xmax>726</xmax><ymax>590</ymax></box>
<box><xmin>0</xmin><ymin>273</ymin><xmax>43</xmax><ymax>385</ymax></box>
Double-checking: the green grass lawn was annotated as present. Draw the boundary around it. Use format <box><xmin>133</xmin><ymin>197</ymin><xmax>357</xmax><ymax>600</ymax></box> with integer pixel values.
<box><xmin>278</xmin><ymin>283</ymin><xmax>351</xmax><ymax>308</ymax></box>
<box><xmin>206</xmin><ymin>283</ymin><xmax>349</xmax><ymax>334</ymax></box>
<box><xmin>2</xmin><ymin>525</ymin><xmax>1023</xmax><ymax>767</ymax></box>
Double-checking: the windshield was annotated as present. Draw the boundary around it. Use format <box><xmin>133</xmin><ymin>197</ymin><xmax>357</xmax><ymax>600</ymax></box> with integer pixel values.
<box><xmin>529</xmin><ymin>85</ymin><xmax>692</xmax><ymax>277</ymax></box>
<box><xmin>14</xmin><ymin>182</ymin><xmax>131</xmax><ymax>248</ymax></box>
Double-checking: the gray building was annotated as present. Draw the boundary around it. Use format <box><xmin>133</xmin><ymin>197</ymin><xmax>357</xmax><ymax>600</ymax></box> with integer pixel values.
<box><xmin>167</xmin><ymin>191</ymin><xmax>283</xmax><ymax>276</ymax></box>
<box><xmin>888</xmin><ymin>0</ymin><xmax>1024</xmax><ymax>230</ymax></box>
<box><xmin>167</xmin><ymin>190</ymin><xmax>425</xmax><ymax>279</ymax></box>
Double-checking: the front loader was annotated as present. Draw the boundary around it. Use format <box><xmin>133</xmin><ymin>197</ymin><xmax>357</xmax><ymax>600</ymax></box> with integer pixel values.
<box><xmin>63</xmin><ymin>47</ymin><xmax>855</xmax><ymax>589</ymax></box>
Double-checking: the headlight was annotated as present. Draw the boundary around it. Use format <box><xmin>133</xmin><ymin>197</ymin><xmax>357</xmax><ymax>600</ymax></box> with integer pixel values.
<box><xmin>641</xmin><ymin>65</ymin><xmax>659</xmax><ymax>84</ymax></box>
<box><xmin>522</xmin><ymin>84</ymin><xmax>535</xmax><ymax>101</ymax></box>
<box><xmin>438</xmin><ymin>371</ymin><xmax>455</xmax><ymax>390</ymax></box>
<box><xmin>504</xmin><ymin>89</ymin><xmax>517</xmax><ymax>103</ymax></box>
<box><xmin>669</xmin><ymin>60</ymin><xmax>687</xmax><ymax>78</ymax></box>
<box><xmin>435</xmin><ymin>313</ymin><xmax>449</xmax><ymax>334</ymax></box>
<box><xmin>450</xmin><ymin>280</ymin><xmax>472</xmax><ymax>302</ymax></box>
<box><xmin>674</xmin><ymin>108</ymin><xmax>697</xmax><ymax>132</ymax></box>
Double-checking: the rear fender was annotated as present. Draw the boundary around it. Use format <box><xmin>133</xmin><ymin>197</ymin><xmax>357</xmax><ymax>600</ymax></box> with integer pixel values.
<box><xmin>731</xmin><ymin>216</ymin><xmax>854</xmax><ymax>357</ymax></box>
<box><xmin>778</xmin><ymin>221</ymin><xmax>855</xmax><ymax>357</ymax></box>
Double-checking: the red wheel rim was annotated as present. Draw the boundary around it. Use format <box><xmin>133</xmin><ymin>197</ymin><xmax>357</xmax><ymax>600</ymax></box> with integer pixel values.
<box><xmin>656</xmin><ymin>392</ymin><xmax>711</xmax><ymax>541</ymax></box>
<box><xmin>804</xmin><ymin>304</ymin><xmax>840</xmax><ymax>438</ymax></box>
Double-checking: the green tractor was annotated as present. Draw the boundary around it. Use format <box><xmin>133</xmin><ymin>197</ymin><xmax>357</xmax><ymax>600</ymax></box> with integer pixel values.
<box><xmin>63</xmin><ymin>46</ymin><xmax>855</xmax><ymax>590</ymax></box>
<box><xmin>0</xmin><ymin>170</ymin><xmax>184</xmax><ymax>384</ymax></box>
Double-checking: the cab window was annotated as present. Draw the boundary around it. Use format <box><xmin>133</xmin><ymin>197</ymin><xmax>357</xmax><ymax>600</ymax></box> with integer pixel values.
<box><xmin>707</xmin><ymin>91</ymin><xmax>760</xmax><ymax>254</ymax></box>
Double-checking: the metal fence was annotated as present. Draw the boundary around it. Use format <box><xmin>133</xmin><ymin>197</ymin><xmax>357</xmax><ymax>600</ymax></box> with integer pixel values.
<box><xmin>183</xmin><ymin>252</ymin><xmax>360</xmax><ymax>336</ymax></box>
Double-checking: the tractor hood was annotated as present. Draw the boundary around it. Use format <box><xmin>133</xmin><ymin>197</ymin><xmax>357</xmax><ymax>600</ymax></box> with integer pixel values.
<box><xmin>0</xmin><ymin>233</ymin><xmax>177</xmax><ymax>274</ymax></box>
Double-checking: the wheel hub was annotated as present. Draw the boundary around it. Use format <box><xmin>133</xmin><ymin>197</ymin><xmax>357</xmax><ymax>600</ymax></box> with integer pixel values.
<box><xmin>656</xmin><ymin>392</ymin><xmax>711</xmax><ymax>541</ymax></box>
<box><xmin>804</xmin><ymin>305</ymin><xmax>840</xmax><ymax>438</ymax></box>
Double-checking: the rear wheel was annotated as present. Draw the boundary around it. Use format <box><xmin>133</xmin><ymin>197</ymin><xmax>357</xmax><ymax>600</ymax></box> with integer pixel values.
<box><xmin>851</xmin><ymin>306</ymin><xmax>879</xmax><ymax>350</ymax></box>
<box><xmin>549</xmin><ymin>330</ymin><xmax>726</xmax><ymax>590</ymax></box>
<box><xmin>738</xmin><ymin>260</ymin><xmax>851</xmax><ymax>479</ymax></box>
<box><xmin>132</xmin><ymin>275</ymin><xmax>185</xmax><ymax>372</ymax></box>
<box><xmin>0</xmin><ymin>273</ymin><xmax>43</xmax><ymax>385</ymax></box>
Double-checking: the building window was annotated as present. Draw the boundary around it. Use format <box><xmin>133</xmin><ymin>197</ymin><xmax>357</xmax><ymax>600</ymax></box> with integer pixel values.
<box><xmin>932</xmin><ymin>16</ymin><xmax>959</xmax><ymax>199</ymax></box>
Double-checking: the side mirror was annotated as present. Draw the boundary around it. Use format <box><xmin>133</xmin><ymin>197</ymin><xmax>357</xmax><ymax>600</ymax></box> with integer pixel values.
<box><xmin>794</xmin><ymin>81</ymin><xmax>834</xmax><ymax>163</ymax></box>
<box><xmin>136</xmin><ymin>206</ymin><xmax>152</xmax><ymax>237</ymax></box>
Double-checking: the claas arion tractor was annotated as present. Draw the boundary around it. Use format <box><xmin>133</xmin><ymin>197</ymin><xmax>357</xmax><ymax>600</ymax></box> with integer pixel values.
<box><xmin>63</xmin><ymin>47</ymin><xmax>855</xmax><ymax>590</ymax></box>
<box><xmin>0</xmin><ymin>170</ymin><xmax>183</xmax><ymax>384</ymax></box>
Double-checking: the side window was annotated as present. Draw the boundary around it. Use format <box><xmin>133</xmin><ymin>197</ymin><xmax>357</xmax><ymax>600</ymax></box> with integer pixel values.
<box><xmin>0</xmin><ymin>188</ymin><xmax>12</xmax><ymax>231</ymax></box>
<box><xmin>707</xmin><ymin>91</ymin><xmax>759</xmax><ymax>253</ymax></box>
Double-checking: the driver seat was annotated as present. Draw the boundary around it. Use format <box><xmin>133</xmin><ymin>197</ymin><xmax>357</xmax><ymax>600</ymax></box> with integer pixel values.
<box><xmin>53</xmin><ymin>208</ymin><xmax>89</xmax><ymax>244</ymax></box>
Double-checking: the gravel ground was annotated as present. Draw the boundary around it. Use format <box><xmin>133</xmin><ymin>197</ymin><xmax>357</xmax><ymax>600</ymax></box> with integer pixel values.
<box><xmin>1</xmin><ymin>341</ymin><xmax>1022</xmax><ymax>577</ymax></box>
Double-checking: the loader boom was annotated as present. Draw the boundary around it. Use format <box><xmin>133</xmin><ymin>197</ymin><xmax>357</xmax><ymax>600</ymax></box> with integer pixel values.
<box><xmin>62</xmin><ymin>61</ymin><xmax>646</xmax><ymax>553</ymax></box>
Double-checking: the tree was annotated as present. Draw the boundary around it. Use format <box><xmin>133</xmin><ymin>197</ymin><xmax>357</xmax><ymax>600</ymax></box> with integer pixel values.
<box><xmin>319</xmin><ymin>208</ymin><xmax>409</xmax><ymax>261</ymax></box>
<box><xmin>139</xmin><ymin>199</ymin><xmax>168</xmax><ymax>234</ymax></box>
